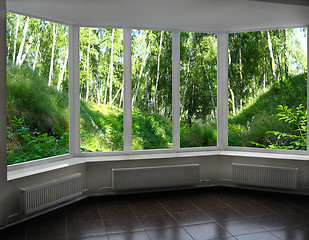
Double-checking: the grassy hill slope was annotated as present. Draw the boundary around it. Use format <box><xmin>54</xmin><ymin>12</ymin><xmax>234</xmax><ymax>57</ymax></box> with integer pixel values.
<box><xmin>228</xmin><ymin>73</ymin><xmax>307</xmax><ymax>147</ymax></box>
<box><xmin>6</xmin><ymin>62</ymin><xmax>307</xmax><ymax>164</ymax></box>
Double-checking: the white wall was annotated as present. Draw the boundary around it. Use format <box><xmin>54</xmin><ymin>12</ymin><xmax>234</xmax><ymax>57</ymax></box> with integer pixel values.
<box><xmin>1</xmin><ymin>154</ymin><xmax>309</xmax><ymax>227</ymax></box>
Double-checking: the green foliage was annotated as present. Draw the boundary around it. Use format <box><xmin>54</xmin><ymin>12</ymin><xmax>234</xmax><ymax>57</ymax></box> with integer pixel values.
<box><xmin>251</xmin><ymin>104</ymin><xmax>307</xmax><ymax>150</ymax></box>
<box><xmin>7</xmin><ymin>116</ymin><xmax>69</xmax><ymax>165</ymax></box>
<box><xmin>228</xmin><ymin>73</ymin><xmax>307</xmax><ymax>148</ymax></box>
<box><xmin>132</xmin><ymin>109</ymin><xmax>172</xmax><ymax>150</ymax></box>
<box><xmin>7</xmin><ymin>62</ymin><xmax>69</xmax><ymax>133</ymax></box>
<box><xmin>180</xmin><ymin>122</ymin><xmax>217</xmax><ymax>148</ymax></box>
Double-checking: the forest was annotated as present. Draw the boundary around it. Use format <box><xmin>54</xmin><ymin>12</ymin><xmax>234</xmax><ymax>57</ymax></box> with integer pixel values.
<box><xmin>5</xmin><ymin>12</ymin><xmax>307</xmax><ymax>165</ymax></box>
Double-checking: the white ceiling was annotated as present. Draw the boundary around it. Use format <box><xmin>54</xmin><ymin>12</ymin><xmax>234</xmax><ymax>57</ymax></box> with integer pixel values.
<box><xmin>6</xmin><ymin>0</ymin><xmax>309</xmax><ymax>32</ymax></box>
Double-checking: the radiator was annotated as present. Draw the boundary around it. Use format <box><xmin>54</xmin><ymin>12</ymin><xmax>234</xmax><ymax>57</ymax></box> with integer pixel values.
<box><xmin>112</xmin><ymin>164</ymin><xmax>200</xmax><ymax>190</ymax></box>
<box><xmin>232</xmin><ymin>163</ymin><xmax>298</xmax><ymax>190</ymax></box>
<box><xmin>21</xmin><ymin>173</ymin><xmax>83</xmax><ymax>215</ymax></box>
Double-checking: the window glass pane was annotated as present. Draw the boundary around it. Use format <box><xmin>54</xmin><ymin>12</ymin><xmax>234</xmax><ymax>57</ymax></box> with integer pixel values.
<box><xmin>6</xmin><ymin>13</ymin><xmax>69</xmax><ymax>165</ymax></box>
<box><xmin>131</xmin><ymin>29</ymin><xmax>172</xmax><ymax>150</ymax></box>
<box><xmin>80</xmin><ymin>28</ymin><xmax>123</xmax><ymax>152</ymax></box>
<box><xmin>228</xmin><ymin>28</ymin><xmax>307</xmax><ymax>150</ymax></box>
<box><xmin>180</xmin><ymin>32</ymin><xmax>217</xmax><ymax>148</ymax></box>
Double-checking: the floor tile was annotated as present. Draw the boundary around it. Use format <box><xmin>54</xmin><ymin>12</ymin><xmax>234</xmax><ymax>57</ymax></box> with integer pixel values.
<box><xmin>97</xmin><ymin>200</ymin><xmax>135</xmax><ymax>220</ymax></box>
<box><xmin>129</xmin><ymin>198</ymin><xmax>167</xmax><ymax>216</ymax></box>
<box><xmin>184</xmin><ymin>222</ymin><xmax>232</xmax><ymax>240</ymax></box>
<box><xmin>250</xmin><ymin>214</ymin><xmax>295</xmax><ymax>230</ymax></box>
<box><xmin>172</xmin><ymin>210</ymin><xmax>214</xmax><ymax>226</ymax></box>
<box><xmin>108</xmin><ymin>231</ymin><xmax>151</xmax><ymax>240</ymax></box>
<box><xmin>139</xmin><ymin>214</ymin><xmax>178</xmax><ymax>230</ymax></box>
<box><xmin>147</xmin><ymin>227</ymin><xmax>194</xmax><ymax>240</ymax></box>
<box><xmin>104</xmin><ymin>216</ymin><xmax>144</xmax><ymax>234</ymax></box>
<box><xmin>67</xmin><ymin>220</ymin><xmax>106</xmax><ymax>238</ymax></box>
<box><xmin>159</xmin><ymin>196</ymin><xmax>199</xmax><ymax>213</ymax></box>
<box><xmin>2</xmin><ymin>187</ymin><xmax>309</xmax><ymax>240</ymax></box>
<box><xmin>67</xmin><ymin>198</ymin><xmax>101</xmax><ymax>222</ymax></box>
<box><xmin>185</xmin><ymin>192</ymin><xmax>227</xmax><ymax>210</ymax></box>
<box><xmin>218</xmin><ymin>219</ymin><xmax>265</xmax><ymax>236</ymax></box>
<box><xmin>203</xmin><ymin>207</ymin><xmax>244</xmax><ymax>221</ymax></box>
<box><xmin>67</xmin><ymin>235</ymin><xmax>109</xmax><ymax>240</ymax></box>
<box><xmin>270</xmin><ymin>227</ymin><xmax>309</xmax><ymax>240</ymax></box>
<box><xmin>230</xmin><ymin>204</ymin><xmax>271</xmax><ymax>217</ymax></box>
<box><xmin>0</xmin><ymin>223</ymin><xmax>28</xmax><ymax>240</ymax></box>
<box><xmin>234</xmin><ymin>232</ymin><xmax>280</xmax><ymax>240</ymax></box>
<box><xmin>27</xmin><ymin>211</ymin><xmax>66</xmax><ymax>240</ymax></box>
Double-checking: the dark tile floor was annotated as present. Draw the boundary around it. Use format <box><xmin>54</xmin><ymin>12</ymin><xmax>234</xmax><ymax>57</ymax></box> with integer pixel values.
<box><xmin>1</xmin><ymin>187</ymin><xmax>309</xmax><ymax>240</ymax></box>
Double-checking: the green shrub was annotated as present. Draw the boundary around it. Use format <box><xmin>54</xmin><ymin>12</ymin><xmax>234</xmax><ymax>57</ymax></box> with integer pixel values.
<box><xmin>7</xmin><ymin>117</ymin><xmax>69</xmax><ymax>164</ymax></box>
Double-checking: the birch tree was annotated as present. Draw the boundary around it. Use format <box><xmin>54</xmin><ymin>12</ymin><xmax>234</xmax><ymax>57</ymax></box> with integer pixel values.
<box><xmin>150</xmin><ymin>30</ymin><xmax>163</xmax><ymax>113</ymax></box>
<box><xmin>15</xmin><ymin>16</ymin><xmax>29</xmax><ymax>66</ymax></box>
<box><xmin>109</xmin><ymin>28</ymin><xmax>114</xmax><ymax>105</ymax></box>
<box><xmin>12</xmin><ymin>14</ymin><xmax>20</xmax><ymax>64</ymax></box>
<box><xmin>48</xmin><ymin>23</ymin><xmax>57</xmax><ymax>86</ymax></box>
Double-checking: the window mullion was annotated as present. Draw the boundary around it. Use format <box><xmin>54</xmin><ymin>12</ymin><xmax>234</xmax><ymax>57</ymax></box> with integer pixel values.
<box><xmin>217</xmin><ymin>32</ymin><xmax>229</xmax><ymax>150</ymax></box>
<box><xmin>69</xmin><ymin>25</ymin><xmax>81</xmax><ymax>157</ymax></box>
<box><xmin>123</xmin><ymin>28</ymin><xmax>132</xmax><ymax>153</ymax></box>
<box><xmin>172</xmin><ymin>30</ymin><xmax>180</xmax><ymax>151</ymax></box>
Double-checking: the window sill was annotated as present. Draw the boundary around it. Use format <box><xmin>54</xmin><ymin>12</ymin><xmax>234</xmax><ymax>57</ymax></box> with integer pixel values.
<box><xmin>7</xmin><ymin>149</ymin><xmax>309</xmax><ymax>181</ymax></box>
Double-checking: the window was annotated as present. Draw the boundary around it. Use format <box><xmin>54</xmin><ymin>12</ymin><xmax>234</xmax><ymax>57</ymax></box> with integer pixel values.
<box><xmin>6</xmin><ymin>12</ymin><xmax>69</xmax><ymax>165</ymax></box>
<box><xmin>5</xmin><ymin>13</ymin><xmax>309</xmax><ymax>166</ymax></box>
<box><xmin>131</xmin><ymin>29</ymin><xmax>172</xmax><ymax>150</ymax></box>
<box><xmin>228</xmin><ymin>28</ymin><xmax>307</xmax><ymax>151</ymax></box>
<box><xmin>180</xmin><ymin>32</ymin><xmax>217</xmax><ymax>148</ymax></box>
<box><xmin>79</xmin><ymin>27</ymin><xmax>124</xmax><ymax>152</ymax></box>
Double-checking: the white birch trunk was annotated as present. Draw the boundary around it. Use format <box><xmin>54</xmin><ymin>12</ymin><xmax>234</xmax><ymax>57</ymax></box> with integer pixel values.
<box><xmin>180</xmin><ymin>33</ymin><xmax>194</xmax><ymax>117</ymax></box>
<box><xmin>85</xmin><ymin>28</ymin><xmax>91</xmax><ymax>101</ymax></box>
<box><xmin>267</xmin><ymin>30</ymin><xmax>277</xmax><ymax>83</ymax></box>
<box><xmin>150</xmin><ymin>31</ymin><xmax>163</xmax><ymax>113</ymax></box>
<box><xmin>12</xmin><ymin>14</ymin><xmax>20</xmax><ymax>64</ymax></box>
<box><xmin>32</xmin><ymin>25</ymin><xmax>43</xmax><ymax>70</ymax></box>
<box><xmin>17</xmin><ymin>35</ymin><xmax>33</xmax><ymax>66</ymax></box>
<box><xmin>15</xmin><ymin>16</ymin><xmax>29</xmax><ymax>66</ymax></box>
<box><xmin>109</xmin><ymin>28</ymin><xmax>114</xmax><ymax>105</ymax></box>
<box><xmin>132</xmin><ymin>39</ymin><xmax>151</xmax><ymax>108</ymax></box>
<box><xmin>48</xmin><ymin>23</ymin><xmax>57</xmax><ymax>86</ymax></box>
<box><xmin>57</xmin><ymin>47</ymin><xmax>69</xmax><ymax>91</ymax></box>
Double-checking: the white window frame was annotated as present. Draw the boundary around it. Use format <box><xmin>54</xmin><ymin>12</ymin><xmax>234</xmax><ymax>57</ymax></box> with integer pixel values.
<box><xmin>4</xmin><ymin>11</ymin><xmax>309</xmax><ymax>172</ymax></box>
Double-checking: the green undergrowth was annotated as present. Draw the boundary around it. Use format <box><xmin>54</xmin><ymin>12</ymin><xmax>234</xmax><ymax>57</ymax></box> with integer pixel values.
<box><xmin>6</xmin><ymin>62</ymin><xmax>307</xmax><ymax>164</ymax></box>
<box><xmin>228</xmin><ymin>73</ymin><xmax>307</xmax><ymax>148</ymax></box>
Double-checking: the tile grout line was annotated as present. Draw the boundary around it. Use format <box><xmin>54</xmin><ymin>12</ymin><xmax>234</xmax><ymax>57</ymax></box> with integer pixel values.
<box><xmin>95</xmin><ymin>198</ymin><xmax>110</xmax><ymax>239</ymax></box>
<box><xmin>156</xmin><ymin>195</ymin><xmax>195</xmax><ymax>240</ymax></box>
<box><xmin>65</xmin><ymin>208</ymin><xmax>68</xmax><ymax>240</ymax></box>
<box><xmin>126</xmin><ymin>198</ymin><xmax>152</xmax><ymax>239</ymax></box>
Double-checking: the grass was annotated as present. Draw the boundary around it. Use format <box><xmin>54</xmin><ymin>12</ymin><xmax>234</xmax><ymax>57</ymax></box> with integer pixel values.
<box><xmin>6</xmin><ymin>61</ymin><xmax>307</xmax><ymax>164</ymax></box>
<box><xmin>228</xmin><ymin>73</ymin><xmax>307</xmax><ymax>147</ymax></box>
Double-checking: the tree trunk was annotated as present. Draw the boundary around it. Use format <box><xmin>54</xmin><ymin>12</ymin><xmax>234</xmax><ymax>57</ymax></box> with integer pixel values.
<box><xmin>17</xmin><ymin>35</ymin><xmax>33</xmax><ymax>67</ymax></box>
<box><xmin>277</xmin><ymin>52</ymin><xmax>283</xmax><ymax>81</ymax></box>
<box><xmin>150</xmin><ymin>31</ymin><xmax>163</xmax><ymax>113</ymax></box>
<box><xmin>197</xmin><ymin>35</ymin><xmax>216</xmax><ymax>118</ymax></box>
<box><xmin>267</xmin><ymin>30</ymin><xmax>277</xmax><ymax>83</ymax></box>
<box><xmin>85</xmin><ymin>28</ymin><xmax>91</xmax><ymax>101</ymax></box>
<box><xmin>12</xmin><ymin>14</ymin><xmax>20</xmax><ymax>64</ymax></box>
<box><xmin>229</xmin><ymin>85</ymin><xmax>236</xmax><ymax>116</ymax></box>
<box><xmin>119</xmin><ymin>82</ymin><xmax>123</xmax><ymax>108</ymax></box>
<box><xmin>132</xmin><ymin>38</ymin><xmax>151</xmax><ymax>108</ymax></box>
<box><xmin>57</xmin><ymin>47</ymin><xmax>69</xmax><ymax>91</ymax></box>
<box><xmin>48</xmin><ymin>23</ymin><xmax>57</xmax><ymax>86</ymax></box>
<box><xmin>284</xmin><ymin>29</ymin><xmax>289</xmax><ymax>79</ymax></box>
<box><xmin>180</xmin><ymin>33</ymin><xmax>194</xmax><ymax>117</ymax></box>
<box><xmin>15</xmin><ymin>16</ymin><xmax>29</xmax><ymax>66</ymax></box>
<box><xmin>109</xmin><ymin>29</ymin><xmax>115</xmax><ymax>105</ymax></box>
<box><xmin>32</xmin><ymin>29</ymin><xmax>42</xmax><ymax>70</ymax></box>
